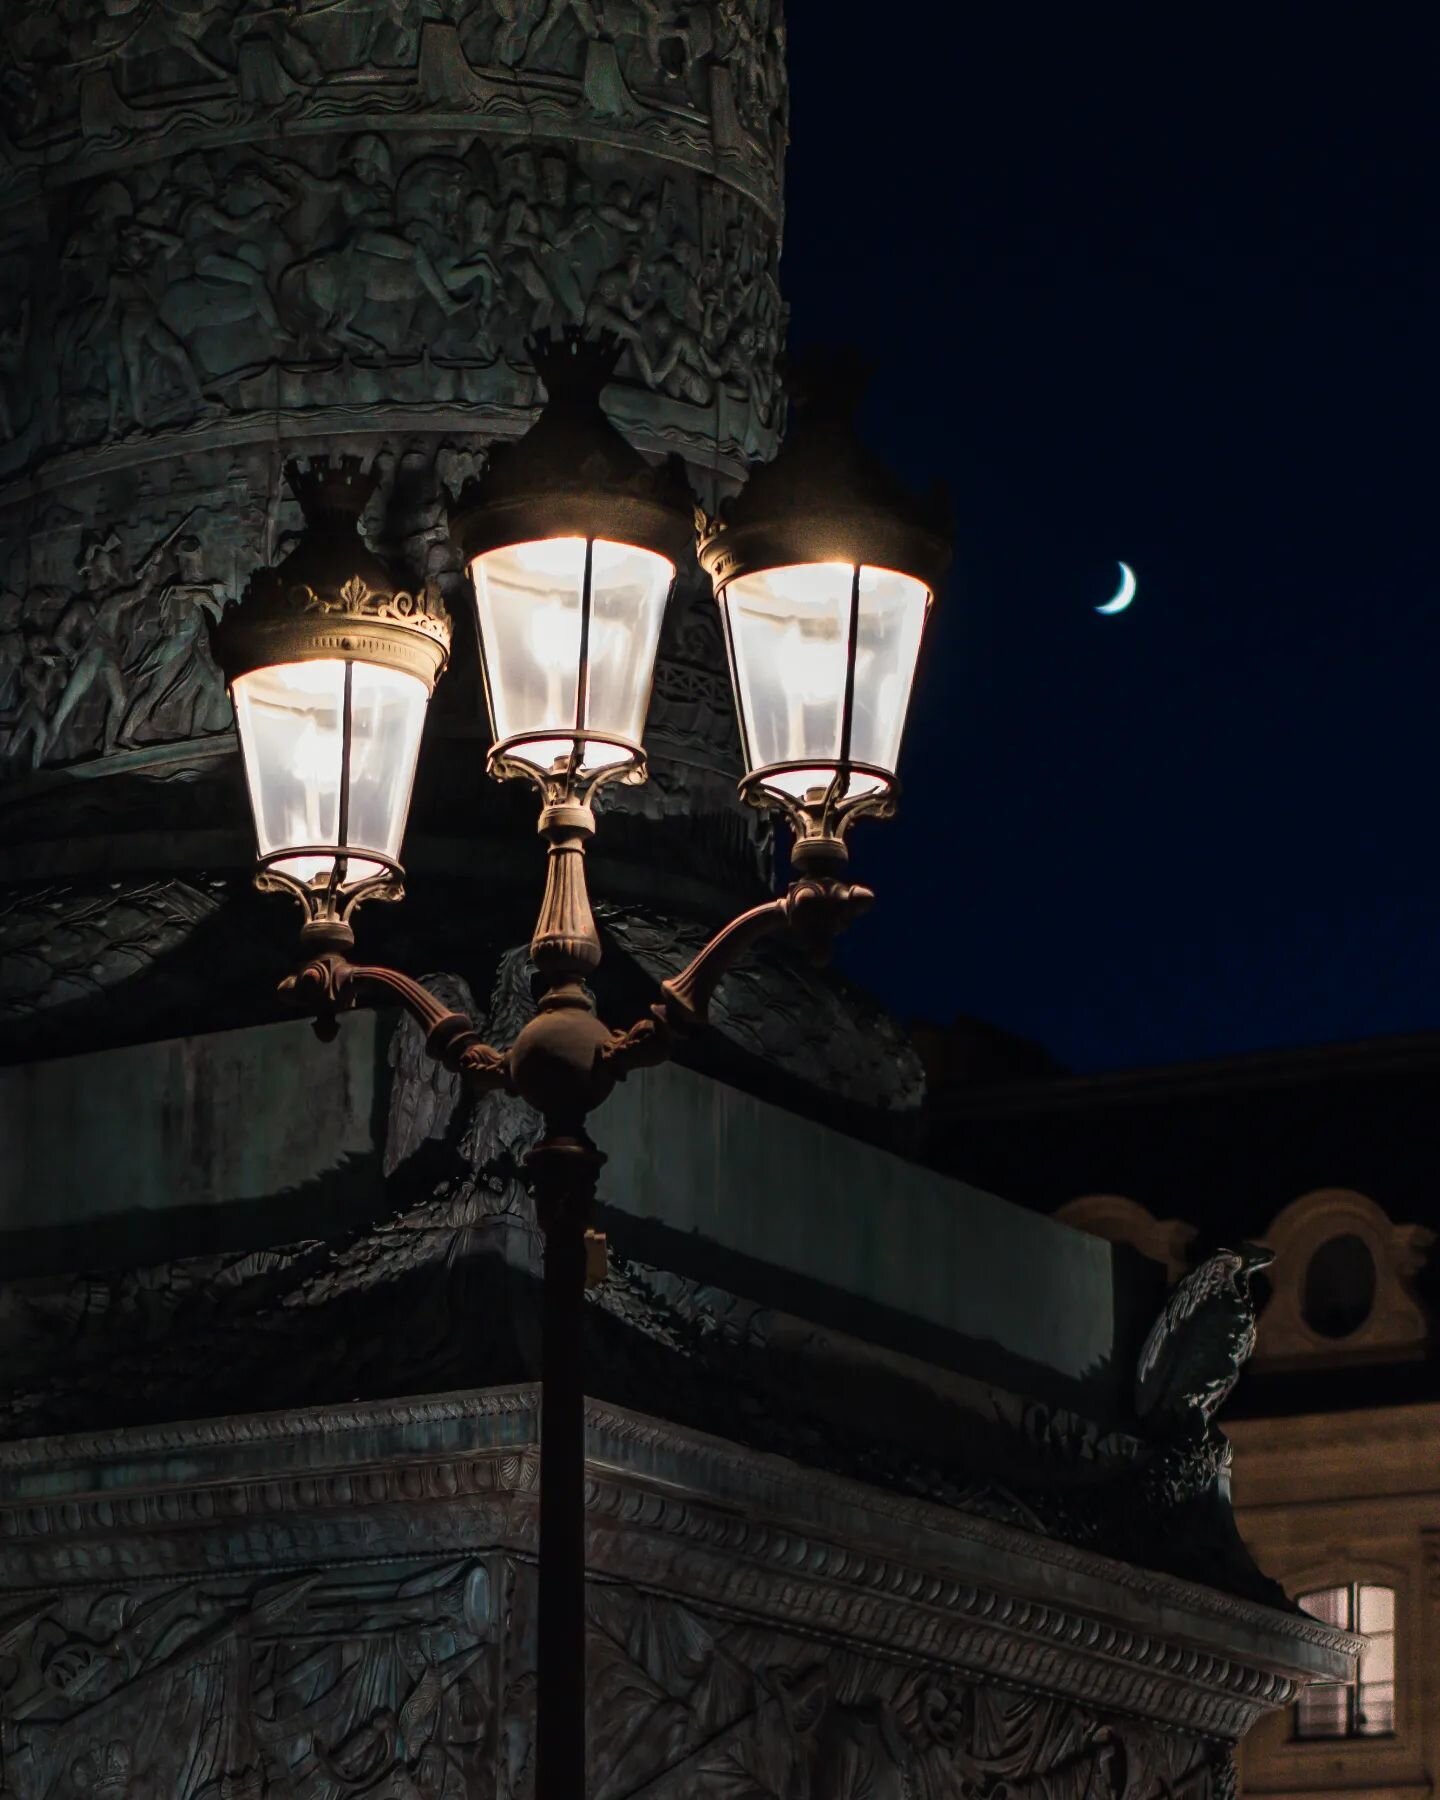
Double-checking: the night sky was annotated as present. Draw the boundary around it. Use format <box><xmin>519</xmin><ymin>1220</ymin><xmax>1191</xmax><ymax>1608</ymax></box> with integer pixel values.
<box><xmin>780</xmin><ymin>4</ymin><xmax>1439</xmax><ymax>1074</ymax></box>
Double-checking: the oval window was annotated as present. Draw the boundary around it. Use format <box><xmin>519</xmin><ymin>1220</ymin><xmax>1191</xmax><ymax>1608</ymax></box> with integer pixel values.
<box><xmin>1303</xmin><ymin>1234</ymin><xmax>1377</xmax><ymax>1339</ymax></box>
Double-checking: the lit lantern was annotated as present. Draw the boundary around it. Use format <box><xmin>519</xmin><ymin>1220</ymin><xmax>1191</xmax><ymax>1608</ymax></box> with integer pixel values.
<box><xmin>213</xmin><ymin>457</ymin><xmax>451</xmax><ymax>931</ymax></box>
<box><xmin>449</xmin><ymin>334</ymin><xmax>693</xmax><ymax>797</ymax></box>
<box><xmin>697</xmin><ymin>356</ymin><xmax>950</xmax><ymax>863</ymax></box>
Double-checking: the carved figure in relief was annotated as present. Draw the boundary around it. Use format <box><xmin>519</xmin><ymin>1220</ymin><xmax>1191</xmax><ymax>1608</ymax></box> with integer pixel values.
<box><xmin>527</xmin><ymin>0</ymin><xmax>649</xmax><ymax>118</ymax></box>
<box><xmin>275</xmin><ymin>134</ymin><xmax>477</xmax><ymax>353</ymax></box>
<box><xmin>231</xmin><ymin>0</ymin><xmax>324</xmax><ymax>87</ymax></box>
<box><xmin>40</xmin><ymin>522</ymin><xmax>176</xmax><ymax>762</ymax></box>
<box><xmin>490</xmin><ymin>0</ymin><xmax>547</xmax><ymax>65</ymax></box>
<box><xmin>57</xmin><ymin>181</ymin><xmax>135</xmax><ymax>435</ymax></box>
<box><xmin>117</xmin><ymin>534</ymin><xmax>231</xmax><ymax>745</ymax></box>
<box><xmin>1</xmin><ymin>619</ymin><xmax>64</xmax><ymax>769</ymax></box>
<box><xmin>164</xmin><ymin>154</ymin><xmax>290</xmax><ymax>339</ymax></box>
<box><xmin>556</xmin><ymin>175</ymin><xmax>652</xmax><ymax>295</ymax></box>
<box><xmin>534</xmin><ymin>155</ymin><xmax>589</xmax><ymax>325</ymax></box>
<box><xmin>497</xmin><ymin>152</ymin><xmax>571</xmax><ymax>336</ymax></box>
<box><xmin>584</xmin><ymin>269</ymin><xmax>657</xmax><ymax>383</ymax></box>
<box><xmin>95</xmin><ymin>218</ymin><xmax>209</xmax><ymax>434</ymax></box>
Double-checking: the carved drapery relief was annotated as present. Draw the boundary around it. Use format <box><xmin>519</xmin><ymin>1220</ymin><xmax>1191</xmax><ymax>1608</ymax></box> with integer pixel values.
<box><xmin>0</xmin><ymin>1552</ymin><xmax>1241</xmax><ymax>1799</ymax></box>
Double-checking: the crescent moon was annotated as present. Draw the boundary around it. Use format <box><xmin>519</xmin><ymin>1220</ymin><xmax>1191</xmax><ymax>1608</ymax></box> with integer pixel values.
<box><xmin>1096</xmin><ymin>561</ymin><xmax>1136</xmax><ymax>615</ymax></box>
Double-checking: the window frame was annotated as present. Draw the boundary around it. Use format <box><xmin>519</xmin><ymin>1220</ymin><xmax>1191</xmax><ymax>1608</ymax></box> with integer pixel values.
<box><xmin>1294</xmin><ymin>1580</ymin><xmax>1396</xmax><ymax>1743</ymax></box>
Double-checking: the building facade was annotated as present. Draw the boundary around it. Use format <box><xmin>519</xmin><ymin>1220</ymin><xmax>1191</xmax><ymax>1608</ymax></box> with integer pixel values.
<box><xmin>926</xmin><ymin>1036</ymin><xmax>1440</xmax><ymax>1798</ymax></box>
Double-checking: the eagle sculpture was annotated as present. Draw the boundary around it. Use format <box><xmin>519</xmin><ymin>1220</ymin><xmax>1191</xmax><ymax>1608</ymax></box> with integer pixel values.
<box><xmin>1135</xmin><ymin>1244</ymin><xmax>1274</xmax><ymax>1440</ymax></box>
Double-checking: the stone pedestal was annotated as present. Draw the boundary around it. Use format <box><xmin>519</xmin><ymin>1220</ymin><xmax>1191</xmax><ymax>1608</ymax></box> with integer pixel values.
<box><xmin>0</xmin><ymin>1015</ymin><xmax>1359</xmax><ymax>1793</ymax></box>
<box><xmin>0</xmin><ymin>1392</ymin><xmax>1353</xmax><ymax>1797</ymax></box>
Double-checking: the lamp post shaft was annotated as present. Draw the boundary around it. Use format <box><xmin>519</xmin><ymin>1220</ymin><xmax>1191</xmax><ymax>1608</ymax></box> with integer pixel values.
<box><xmin>531</xmin><ymin>1132</ymin><xmax>602</xmax><ymax>1799</ymax></box>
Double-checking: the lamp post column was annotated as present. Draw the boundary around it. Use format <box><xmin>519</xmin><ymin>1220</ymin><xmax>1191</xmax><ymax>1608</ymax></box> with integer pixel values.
<box><xmin>530</xmin><ymin>1130</ymin><xmax>600</xmax><ymax>1799</ymax></box>
<box><xmin>512</xmin><ymin>802</ymin><xmax>616</xmax><ymax>1797</ymax></box>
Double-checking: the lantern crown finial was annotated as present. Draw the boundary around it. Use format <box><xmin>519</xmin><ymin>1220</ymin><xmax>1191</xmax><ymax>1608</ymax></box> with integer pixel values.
<box><xmin>213</xmin><ymin>452</ymin><xmax>450</xmax><ymax>692</ymax></box>
<box><xmin>527</xmin><ymin>327</ymin><xmax>624</xmax><ymax>401</ymax></box>
<box><xmin>285</xmin><ymin>453</ymin><xmax>379</xmax><ymax>527</ymax></box>
<box><xmin>697</xmin><ymin>347</ymin><xmax>952</xmax><ymax>595</ymax></box>
<box><xmin>447</xmin><ymin>332</ymin><xmax>694</xmax><ymax>565</ymax></box>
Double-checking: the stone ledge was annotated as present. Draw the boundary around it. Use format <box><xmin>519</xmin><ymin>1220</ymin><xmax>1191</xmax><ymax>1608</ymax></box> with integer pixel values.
<box><xmin>0</xmin><ymin>1386</ymin><xmax>1358</xmax><ymax>1740</ymax></box>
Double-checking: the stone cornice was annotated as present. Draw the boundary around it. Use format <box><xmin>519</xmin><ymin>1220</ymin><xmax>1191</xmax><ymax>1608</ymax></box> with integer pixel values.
<box><xmin>0</xmin><ymin>1385</ymin><xmax>1357</xmax><ymax>1740</ymax></box>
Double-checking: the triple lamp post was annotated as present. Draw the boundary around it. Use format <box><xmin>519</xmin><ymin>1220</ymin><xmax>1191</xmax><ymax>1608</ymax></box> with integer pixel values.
<box><xmin>212</xmin><ymin>334</ymin><xmax>949</xmax><ymax>1796</ymax></box>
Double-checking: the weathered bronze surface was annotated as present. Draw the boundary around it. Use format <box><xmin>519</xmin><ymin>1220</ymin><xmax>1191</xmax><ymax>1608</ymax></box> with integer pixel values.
<box><xmin>0</xmin><ymin>0</ymin><xmax>788</xmax><ymax>1063</ymax></box>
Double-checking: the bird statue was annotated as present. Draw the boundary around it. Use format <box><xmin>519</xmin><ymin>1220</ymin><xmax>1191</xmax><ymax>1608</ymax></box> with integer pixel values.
<box><xmin>1135</xmin><ymin>1243</ymin><xmax>1274</xmax><ymax>1442</ymax></box>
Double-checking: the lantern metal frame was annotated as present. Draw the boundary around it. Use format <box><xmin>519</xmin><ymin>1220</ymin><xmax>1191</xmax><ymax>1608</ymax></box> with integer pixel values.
<box><xmin>698</xmin><ymin>350</ymin><xmax>951</xmax><ymax>872</ymax></box>
<box><xmin>228</xmin><ymin>344</ymin><xmax>944</xmax><ymax>1800</ymax></box>
<box><xmin>450</xmin><ymin>332</ymin><xmax>694</xmax><ymax>811</ymax></box>
<box><xmin>213</xmin><ymin>455</ymin><xmax>451</xmax><ymax>941</ymax></box>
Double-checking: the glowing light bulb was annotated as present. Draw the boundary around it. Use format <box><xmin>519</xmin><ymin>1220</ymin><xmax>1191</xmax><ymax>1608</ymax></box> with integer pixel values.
<box><xmin>510</xmin><ymin>535</ymin><xmax>588</xmax><ymax>578</ymax></box>
<box><xmin>526</xmin><ymin>595</ymin><xmax>578</xmax><ymax>674</ymax></box>
<box><xmin>777</xmin><ymin>622</ymin><xmax>843</xmax><ymax>707</ymax></box>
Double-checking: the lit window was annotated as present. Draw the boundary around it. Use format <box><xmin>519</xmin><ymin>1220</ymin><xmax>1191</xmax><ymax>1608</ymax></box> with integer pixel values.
<box><xmin>1296</xmin><ymin>1584</ymin><xmax>1395</xmax><ymax>1738</ymax></box>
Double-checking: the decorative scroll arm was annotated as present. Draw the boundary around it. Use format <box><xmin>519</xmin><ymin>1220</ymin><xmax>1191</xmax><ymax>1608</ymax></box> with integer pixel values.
<box><xmin>280</xmin><ymin>952</ymin><xmax>510</xmax><ymax>1087</ymax></box>
<box><xmin>656</xmin><ymin>875</ymin><xmax>875</xmax><ymax>1032</ymax></box>
<box><xmin>275</xmin><ymin>872</ymin><xmax>875</xmax><ymax>1107</ymax></box>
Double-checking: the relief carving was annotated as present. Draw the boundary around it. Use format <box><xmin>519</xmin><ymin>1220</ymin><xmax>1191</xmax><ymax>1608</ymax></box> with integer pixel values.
<box><xmin>0</xmin><ymin>506</ymin><xmax>234</xmax><ymax>769</ymax></box>
<box><xmin>4</xmin><ymin>128</ymin><xmax>780</xmax><ymax>482</ymax></box>
<box><xmin>0</xmin><ymin>0</ymin><xmax>787</xmax><ymax>198</ymax></box>
<box><xmin>0</xmin><ymin>1549</ymin><xmax>1242</xmax><ymax>1798</ymax></box>
<box><xmin>0</xmin><ymin>0</ymin><xmax>785</xmax><ymax>816</ymax></box>
<box><xmin>0</xmin><ymin>1562</ymin><xmax>497</xmax><ymax>1799</ymax></box>
<box><xmin>573</xmin><ymin>1583</ymin><xmax>1228</xmax><ymax>1800</ymax></box>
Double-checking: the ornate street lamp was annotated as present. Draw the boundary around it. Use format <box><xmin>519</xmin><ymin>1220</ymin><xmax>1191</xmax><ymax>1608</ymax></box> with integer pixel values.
<box><xmin>217</xmin><ymin>336</ymin><xmax>947</xmax><ymax>1797</ymax></box>
<box><xmin>697</xmin><ymin>353</ymin><xmax>950</xmax><ymax>875</ymax></box>
<box><xmin>213</xmin><ymin>455</ymin><xmax>452</xmax><ymax>949</ymax></box>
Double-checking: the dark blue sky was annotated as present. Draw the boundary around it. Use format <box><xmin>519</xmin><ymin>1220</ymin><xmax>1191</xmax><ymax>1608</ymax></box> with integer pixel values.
<box><xmin>781</xmin><ymin>3</ymin><xmax>1439</xmax><ymax>1073</ymax></box>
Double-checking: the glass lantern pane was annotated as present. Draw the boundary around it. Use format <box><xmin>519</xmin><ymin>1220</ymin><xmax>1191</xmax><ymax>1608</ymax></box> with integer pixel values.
<box><xmin>472</xmin><ymin>537</ymin><xmax>587</xmax><ymax>772</ymax></box>
<box><xmin>723</xmin><ymin>562</ymin><xmax>854</xmax><ymax>799</ymax></box>
<box><xmin>585</xmin><ymin>537</ymin><xmax>673</xmax><ymax>759</ymax></box>
<box><xmin>345</xmin><ymin>663</ymin><xmax>430</xmax><ymax>874</ymax></box>
<box><xmin>233</xmin><ymin>659</ymin><xmax>346</xmax><ymax>887</ymax></box>
<box><xmin>849</xmin><ymin>565</ymin><xmax>931</xmax><ymax>779</ymax></box>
